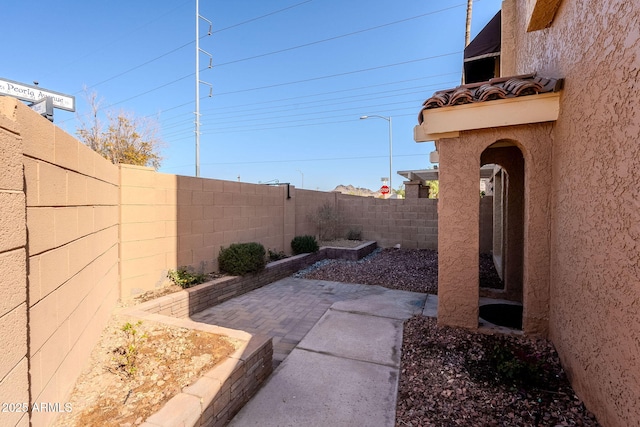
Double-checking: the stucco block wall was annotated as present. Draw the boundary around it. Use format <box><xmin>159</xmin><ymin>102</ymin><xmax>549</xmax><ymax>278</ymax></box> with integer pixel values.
<box><xmin>503</xmin><ymin>1</ymin><xmax>640</xmax><ymax>424</ymax></box>
<box><xmin>436</xmin><ymin>125</ymin><xmax>552</xmax><ymax>332</ymax></box>
<box><xmin>0</xmin><ymin>98</ymin><xmax>29</xmax><ymax>427</ymax></box>
<box><xmin>6</xmin><ymin>99</ymin><xmax>121</xmax><ymax>426</ymax></box>
<box><xmin>120</xmin><ymin>166</ymin><xmax>291</xmax><ymax>297</ymax></box>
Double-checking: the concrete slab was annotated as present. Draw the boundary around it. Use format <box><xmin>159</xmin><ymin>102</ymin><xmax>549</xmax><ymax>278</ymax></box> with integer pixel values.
<box><xmin>422</xmin><ymin>294</ymin><xmax>438</xmax><ymax>317</ymax></box>
<box><xmin>227</xmin><ymin>348</ymin><xmax>398</xmax><ymax>427</ymax></box>
<box><xmin>297</xmin><ymin>309</ymin><xmax>403</xmax><ymax>367</ymax></box>
<box><xmin>330</xmin><ymin>288</ymin><xmax>427</xmax><ymax>320</ymax></box>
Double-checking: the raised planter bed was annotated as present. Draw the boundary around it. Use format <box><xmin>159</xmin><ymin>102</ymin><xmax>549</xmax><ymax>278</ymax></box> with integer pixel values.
<box><xmin>123</xmin><ymin>240</ymin><xmax>377</xmax><ymax>427</ymax></box>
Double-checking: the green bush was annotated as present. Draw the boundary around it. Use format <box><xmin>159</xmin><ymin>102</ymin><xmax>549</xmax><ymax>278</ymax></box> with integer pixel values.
<box><xmin>168</xmin><ymin>267</ymin><xmax>208</xmax><ymax>289</ymax></box>
<box><xmin>218</xmin><ymin>242</ymin><xmax>266</xmax><ymax>275</ymax></box>
<box><xmin>291</xmin><ymin>235</ymin><xmax>319</xmax><ymax>255</ymax></box>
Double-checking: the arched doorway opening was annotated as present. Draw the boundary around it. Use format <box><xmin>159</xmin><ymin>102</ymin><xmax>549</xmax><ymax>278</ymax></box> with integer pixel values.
<box><xmin>478</xmin><ymin>141</ymin><xmax>524</xmax><ymax>330</ymax></box>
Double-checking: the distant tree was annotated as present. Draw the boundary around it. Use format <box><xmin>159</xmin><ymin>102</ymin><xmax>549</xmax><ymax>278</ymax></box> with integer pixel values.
<box><xmin>426</xmin><ymin>180</ymin><xmax>439</xmax><ymax>199</ymax></box>
<box><xmin>395</xmin><ymin>184</ymin><xmax>406</xmax><ymax>198</ymax></box>
<box><xmin>76</xmin><ymin>90</ymin><xmax>163</xmax><ymax>169</ymax></box>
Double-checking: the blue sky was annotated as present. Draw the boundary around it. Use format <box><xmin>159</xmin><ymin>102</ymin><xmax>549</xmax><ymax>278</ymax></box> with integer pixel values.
<box><xmin>3</xmin><ymin>0</ymin><xmax>502</xmax><ymax>191</ymax></box>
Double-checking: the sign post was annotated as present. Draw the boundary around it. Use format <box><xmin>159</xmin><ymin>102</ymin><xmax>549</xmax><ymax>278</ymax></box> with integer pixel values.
<box><xmin>28</xmin><ymin>97</ymin><xmax>54</xmax><ymax>122</ymax></box>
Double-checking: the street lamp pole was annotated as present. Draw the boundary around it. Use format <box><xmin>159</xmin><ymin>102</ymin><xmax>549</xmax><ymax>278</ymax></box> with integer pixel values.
<box><xmin>296</xmin><ymin>169</ymin><xmax>304</xmax><ymax>189</ymax></box>
<box><xmin>360</xmin><ymin>115</ymin><xmax>393</xmax><ymax>196</ymax></box>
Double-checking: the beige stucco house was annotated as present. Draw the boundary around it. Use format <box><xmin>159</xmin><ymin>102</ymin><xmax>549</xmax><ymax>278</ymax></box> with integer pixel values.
<box><xmin>414</xmin><ymin>0</ymin><xmax>639</xmax><ymax>425</ymax></box>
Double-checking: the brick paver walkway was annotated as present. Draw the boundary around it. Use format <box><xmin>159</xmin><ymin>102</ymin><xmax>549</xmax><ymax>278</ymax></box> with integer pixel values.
<box><xmin>191</xmin><ymin>277</ymin><xmax>386</xmax><ymax>366</ymax></box>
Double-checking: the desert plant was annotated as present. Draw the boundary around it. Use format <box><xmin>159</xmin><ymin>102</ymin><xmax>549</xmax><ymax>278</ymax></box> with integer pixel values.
<box><xmin>167</xmin><ymin>267</ymin><xmax>208</xmax><ymax>289</ymax></box>
<box><xmin>268</xmin><ymin>249</ymin><xmax>288</xmax><ymax>261</ymax></box>
<box><xmin>312</xmin><ymin>202</ymin><xmax>340</xmax><ymax>240</ymax></box>
<box><xmin>346</xmin><ymin>228</ymin><xmax>362</xmax><ymax>241</ymax></box>
<box><xmin>113</xmin><ymin>321</ymin><xmax>147</xmax><ymax>377</ymax></box>
<box><xmin>218</xmin><ymin>242</ymin><xmax>266</xmax><ymax>275</ymax></box>
<box><xmin>291</xmin><ymin>235</ymin><xmax>319</xmax><ymax>255</ymax></box>
<box><xmin>487</xmin><ymin>340</ymin><xmax>549</xmax><ymax>388</ymax></box>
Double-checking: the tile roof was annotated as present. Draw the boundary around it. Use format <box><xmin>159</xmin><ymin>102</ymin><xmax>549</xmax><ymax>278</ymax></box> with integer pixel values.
<box><xmin>418</xmin><ymin>74</ymin><xmax>563</xmax><ymax>123</ymax></box>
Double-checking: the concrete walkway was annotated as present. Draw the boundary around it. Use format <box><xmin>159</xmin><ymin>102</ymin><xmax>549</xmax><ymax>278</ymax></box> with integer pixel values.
<box><xmin>191</xmin><ymin>277</ymin><xmax>390</xmax><ymax>366</ymax></box>
<box><xmin>191</xmin><ymin>277</ymin><xmax>431</xmax><ymax>427</ymax></box>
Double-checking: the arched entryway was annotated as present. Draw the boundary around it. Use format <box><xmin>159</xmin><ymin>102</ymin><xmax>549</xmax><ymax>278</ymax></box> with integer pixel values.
<box><xmin>478</xmin><ymin>141</ymin><xmax>525</xmax><ymax>330</ymax></box>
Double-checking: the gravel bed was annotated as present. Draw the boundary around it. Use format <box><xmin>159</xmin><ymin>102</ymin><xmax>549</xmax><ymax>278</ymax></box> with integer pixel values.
<box><xmin>298</xmin><ymin>248</ymin><xmax>601</xmax><ymax>426</ymax></box>
<box><xmin>300</xmin><ymin>248</ymin><xmax>438</xmax><ymax>294</ymax></box>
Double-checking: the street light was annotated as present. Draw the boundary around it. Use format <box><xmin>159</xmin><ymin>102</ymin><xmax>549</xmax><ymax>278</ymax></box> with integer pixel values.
<box><xmin>360</xmin><ymin>115</ymin><xmax>393</xmax><ymax>196</ymax></box>
<box><xmin>296</xmin><ymin>169</ymin><xmax>304</xmax><ymax>189</ymax></box>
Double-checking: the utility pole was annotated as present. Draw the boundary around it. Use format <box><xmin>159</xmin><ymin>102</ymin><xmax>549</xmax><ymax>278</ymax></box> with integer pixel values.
<box><xmin>195</xmin><ymin>0</ymin><xmax>213</xmax><ymax>177</ymax></box>
<box><xmin>462</xmin><ymin>0</ymin><xmax>473</xmax><ymax>84</ymax></box>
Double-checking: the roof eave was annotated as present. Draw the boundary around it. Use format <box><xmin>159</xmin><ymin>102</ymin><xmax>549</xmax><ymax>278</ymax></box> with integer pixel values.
<box><xmin>414</xmin><ymin>91</ymin><xmax>561</xmax><ymax>142</ymax></box>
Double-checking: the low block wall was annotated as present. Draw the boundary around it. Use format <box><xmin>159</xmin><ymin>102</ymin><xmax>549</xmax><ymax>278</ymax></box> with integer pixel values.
<box><xmin>132</xmin><ymin>242</ymin><xmax>377</xmax><ymax>318</ymax></box>
<box><xmin>118</xmin><ymin>313</ymin><xmax>272</xmax><ymax>427</ymax></box>
<box><xmin>127</xmin><ymin>243</ymin><xmax>374</xmax><ymax>427</ymax></box>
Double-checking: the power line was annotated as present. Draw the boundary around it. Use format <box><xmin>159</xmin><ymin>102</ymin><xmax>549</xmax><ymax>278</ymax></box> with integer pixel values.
<box><xmin>211</xmin><ymin>0</ymin><xmax>314</xmax><ymax>34</ymax></box>
<box><xmin>161</xmin><ymin>151</ymin><xmax>425</xmax><ymax>170</ymax></box>
<box><xmin>213</xmin><ymin>4</ymin><xmax>466</xmax><ymax>68</ymax></box>
<box><xmin>201</xmin><ymin>82</ymin><xmax>455</xmax><ymax>123</ymax></box>
<box><xmin>200</xmin><ymin>73</ymin><xmax>460</xmax><ymax>115</ymax></box>
<box><xmin>215</xmin><ymin>52</ymin><xmax>461</xmax><ymax>96</ymax></box>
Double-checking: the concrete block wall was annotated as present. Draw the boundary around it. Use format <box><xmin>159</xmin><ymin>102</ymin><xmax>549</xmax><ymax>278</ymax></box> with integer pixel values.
<box><xmin>337</xmin><ymin>194</ymin><xmax>439</xmax><ymax>249</ymax></box>
<box><xmin>13</xmin><ymin>99</ymin><xmax>120</xmax><ymax>426</ymax></box>
<box><xmin>0</xmin><ymin>98</ymin><xmax>29</xmax><ymax>427</ymax></box>
<box><xmin>120</xmin><ymin>166</ymin><xmax>292</xmax><ymax>298</ymax></box>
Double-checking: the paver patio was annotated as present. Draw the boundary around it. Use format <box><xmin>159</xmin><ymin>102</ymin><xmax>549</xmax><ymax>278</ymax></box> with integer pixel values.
<box><xmin>190</xmin><ymin>277</ymin><xmax>388</xmax><ymax>366</ymax></box>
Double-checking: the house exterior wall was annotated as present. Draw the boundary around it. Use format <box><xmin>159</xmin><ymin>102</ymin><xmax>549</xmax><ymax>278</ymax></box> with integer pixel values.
<box><xmin>0</xmin><ymin>98</ymin><xmax>29</xmax><ymax>427</ymax></box>
<box><xmin>0</xmin><ymin>98</ymin><xmax>121</xmax><ymax>426</ymax></box>
<box><xmin>503</xmin><ymin>1</ymin><xmax>640</xmax><ymax>424</ymax></box>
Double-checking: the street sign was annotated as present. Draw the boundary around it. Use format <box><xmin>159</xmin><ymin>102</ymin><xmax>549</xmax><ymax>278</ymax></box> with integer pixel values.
<box><xmin>0</xmin><ymin>78</ymin><xmax>75</xmax><ymax>111</ymax></box>
<box><xmin>380</xmin><ymin>185</ymin><xmax>390</xmax><ymax>194</ymax></box>
<box><xmin>28</xmin><ymin>97</ymin><xmax>53</xmax><ymax>122</ymax></box>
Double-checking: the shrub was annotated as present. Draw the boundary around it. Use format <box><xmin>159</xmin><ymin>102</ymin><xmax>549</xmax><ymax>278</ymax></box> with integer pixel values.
<box><xmin>112</xmin><ymin>321</ymin><xmax>147</xmax><ymax>377</ymax></box>
<box><xmin>218</xmin><ymin>242</ymin><xmax>266</xmax><ymax>275</ymax></box>
<box><xmin>311</xmin><ymin>202</ymin><xmax>340</xmax><ymax>240</ymax></box>
<box><xmin>346</xmin><ymin>228</ymin><xmax>362</xmax><ymax>240</ymax></box>
<box><xmin>268</xmin><ymin>249</ymin><xmax>288</xmax><ymax>261</ymax></box>
<box><xmin>291</xmin><ymin>235</ymin><xmax>319</xmax><ymax>255</ymax></box>
<box><xmin>487</xmin><ymin>339</ymin><xmax>549</xmax><ymax>388</ymax></box>
<box><xmin>167</xmin><ymin>267</ymin><xmax>208</xmax><ymax>289</ymax></box>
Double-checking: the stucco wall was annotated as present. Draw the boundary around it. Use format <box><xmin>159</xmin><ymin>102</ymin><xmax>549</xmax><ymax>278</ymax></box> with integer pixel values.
<box><xmin>504</xmin><ymin>1</ymin><xmax>640</xmax><ymax>424</ymax></box>
<box><xmin>436</xmin><ymin>125</ymin><xmax>553</xmax><ymax>333</ymax></box>
<box><xmin>14</xmin><ymin>99</ymin><xmax>120</xmax><ymax>426</ymax></box>
<box><xmin>0</xmin><ymin>98</ymin><xmax>29</xmax><ymax>427</ymax></box>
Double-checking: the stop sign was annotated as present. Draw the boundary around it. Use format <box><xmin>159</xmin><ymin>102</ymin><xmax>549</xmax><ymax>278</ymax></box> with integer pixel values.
<box><xmin>380</xmin><ymin>185</ymin><xmax>390</xmax><ymax>194</ymax></box>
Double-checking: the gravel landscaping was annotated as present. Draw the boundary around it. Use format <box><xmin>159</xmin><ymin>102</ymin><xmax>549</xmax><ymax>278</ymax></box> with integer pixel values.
<box><xmin>298</xmin><ymin>248</ymin><xmax>601</xmax><ymax>426</ymax></box>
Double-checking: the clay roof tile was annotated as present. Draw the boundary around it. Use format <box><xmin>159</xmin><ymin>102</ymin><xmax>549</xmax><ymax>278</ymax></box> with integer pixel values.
<box><xmin>418</xmin><ymin>74</ymin><xmax>563</xmax><ymax>121</ymax></box>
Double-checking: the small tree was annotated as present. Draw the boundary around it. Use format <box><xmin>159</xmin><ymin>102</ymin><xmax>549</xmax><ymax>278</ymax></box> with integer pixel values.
<box><xmin>426</xmin><ymin>180</ymin><xmax>439</xmax><ymax>199</ymax></box>
<box><xmin>311</xmin><ymin>202</ymin><xmax>340</xmax><ymax>241</ymax></box>
<box><xmin>76</xmin><ymin>90</ymin><xmax>163</xmax><ymax>169</ymax></box>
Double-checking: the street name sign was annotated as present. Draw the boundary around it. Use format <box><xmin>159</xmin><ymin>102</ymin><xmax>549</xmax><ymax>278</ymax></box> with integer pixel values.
<box><xmin>0</xmin><ymin>77</ymin><xmax>75</xmax><ymax>111</ymax></box>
